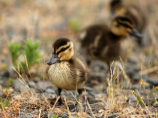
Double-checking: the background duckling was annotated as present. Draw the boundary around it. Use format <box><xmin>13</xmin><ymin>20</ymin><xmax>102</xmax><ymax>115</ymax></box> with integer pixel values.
<box><xmin>79</xmin><ymin>16</ymin><xmax>142</xmax><ymax>70</ymax></box>
<box><xmin>109</xmin><ymin>0</ymin><xmax>147</xmax><ymax>45</ymax></box>
<box><xmin>46</xmin><ymin>38</ymin><xmax>89</xmax><ymax>105</ymax></box>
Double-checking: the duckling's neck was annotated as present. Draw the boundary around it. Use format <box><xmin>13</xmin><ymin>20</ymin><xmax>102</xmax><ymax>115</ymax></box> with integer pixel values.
<box><xmin>57</xmin><ymin>56</ymin><xmax>74</xmax><ymax>63</ymax></box>
<box><xmin>110</xmin><ymin>31</ymin><xmax>126</xmax><ymax>41</ymax></box>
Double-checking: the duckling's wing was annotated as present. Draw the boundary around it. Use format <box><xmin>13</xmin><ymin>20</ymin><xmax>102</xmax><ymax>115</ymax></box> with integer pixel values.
<box><xmin>80</xmin><ymin>25</ymin><xmax>106</xmax><ymax>47</ymax></box>
<box><xmin>68</xmin><ymin>57</ymin><xmax>90</xmax><ymax>83</ymax></box>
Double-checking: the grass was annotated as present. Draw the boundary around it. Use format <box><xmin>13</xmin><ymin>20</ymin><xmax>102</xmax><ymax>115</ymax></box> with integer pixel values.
<box><xmin>68</xmin><ymin>18</ymin><xmax>81</xmax><ymax>33</ymax></box>
<box><xmin>0</xmin><ymin>60</ymin><xmax>156</xmax><ymax>117</ymax></box>
<box><xmin>1</xmin><ymin>0</ymin><xmax>158</xmax><ymax>117</ymax></box>
<box><xmin>51</xmin><ymin>114</ymin><xmax>58</xmax><ymax>118</ymax></box>
<box><xmin>8</xmin><ymin>43</ymin><xmax>21</xmax><ymax>67</ymax></box>
<box><xmin>7</xmin><ymin>78</ymin><xmax>13</xmax><ymax>87</ymax></box>
<box><xmin>8</xmin><ymin>39</ymin><xmax>41</xmax><ymax>76</ymax></box>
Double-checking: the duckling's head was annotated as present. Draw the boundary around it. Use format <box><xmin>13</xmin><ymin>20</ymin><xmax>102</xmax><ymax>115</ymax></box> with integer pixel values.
<box><xmin>47</xmin><ymin>38</ymin><xmax>74</xmax><ymax>65</ymax></box>
<box><xmin>111</xmin><ymin>16</ymin><xmax>142</xmax><ymax>38</ymax></box>
<box><xmin>110</xmin><ymin>0</ymin><xmax>122</xmax><ymax>13</ymax></box>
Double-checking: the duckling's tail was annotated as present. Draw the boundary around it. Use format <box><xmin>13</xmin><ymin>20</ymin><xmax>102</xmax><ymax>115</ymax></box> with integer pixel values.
<box><xmin>79</xmin><ymin>31</ymin><xmax>87</xmax><ymax>41</ymax></box>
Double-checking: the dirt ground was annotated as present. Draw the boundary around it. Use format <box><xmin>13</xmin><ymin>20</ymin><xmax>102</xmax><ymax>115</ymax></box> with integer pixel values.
<box><xmin>1</xmin><ymin>0</ymin><xmax>158</xmax><ymax>118</ymax></box>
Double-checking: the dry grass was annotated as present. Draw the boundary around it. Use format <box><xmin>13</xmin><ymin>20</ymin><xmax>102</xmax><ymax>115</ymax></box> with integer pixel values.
<box><xmin>0</xmin><ymin>0</ymin><xmax>158</xmax><ymax>117</ymax></box>
<box><xmin>1</xmin><ymin>60</ymin><xmax>157</xmax><ymax>118</ymax></box>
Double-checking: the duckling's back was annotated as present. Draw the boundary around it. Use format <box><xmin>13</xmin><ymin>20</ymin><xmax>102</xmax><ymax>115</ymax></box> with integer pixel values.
<box><xmin>80</xmin><ymin>24</ymin><xmax>109</xmax><ymax>48</ymax></box>
<box><xmin>79</xmin><ymin>24</ymin><xmax>128</xmax><ymax>62</ymax></box>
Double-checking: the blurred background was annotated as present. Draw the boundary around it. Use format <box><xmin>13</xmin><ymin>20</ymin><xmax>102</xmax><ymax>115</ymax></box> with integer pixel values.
<box><xmin>0</xmin><ymin>0</ymin><xmax>158</xmax><ymax>80</ymax></box>
<box><xmin>1</xmin><ymin>0</ymin><xmax>158</xmax><ymax>117</ymax></box>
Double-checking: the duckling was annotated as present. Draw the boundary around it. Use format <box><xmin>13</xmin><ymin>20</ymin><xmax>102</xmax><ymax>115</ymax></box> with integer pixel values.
<box><xmin>46</xmin><ymin>38</ymin><xmax>89</xmax><ymax>105</ymax></box>
<box><xmin>110</xmin><ymin>0</ymin><xmax>147</xmax><ymax>33</ymax></box>
<box><xmin>79</xmin><ymin>16</ymin><xmax>142</xmax><ymax>70</ymax></box>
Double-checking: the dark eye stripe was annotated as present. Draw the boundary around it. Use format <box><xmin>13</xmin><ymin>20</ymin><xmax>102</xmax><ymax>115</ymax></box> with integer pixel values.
<box><xmin>118</xmin><ymin>21</ymin><xmax>132</xmax><ymax>29</ymax></box>
<box><xmin>57</xmin><ymin>45</ymin><xmax>70</xmax><ymax>55</ymax></box>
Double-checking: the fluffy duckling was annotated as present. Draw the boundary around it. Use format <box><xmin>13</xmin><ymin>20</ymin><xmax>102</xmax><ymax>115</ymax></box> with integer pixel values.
<box><xmin>110</xmin><ymin>0</ymin><xmax>147</xmax><ymax>33</ymax></box>
<box><xmin>79</xmin><ymin>16</ymin><xmax>142</xmax><ymax>69</ymax></box>
<box><xmin>46</xmin><ymin>38</ymin><xmax>89</xmax><ymax>105</ymax></box>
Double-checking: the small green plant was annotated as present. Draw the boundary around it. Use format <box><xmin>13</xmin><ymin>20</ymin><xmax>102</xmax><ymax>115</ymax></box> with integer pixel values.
<box><xmin>152</xmin><ymin>86</ymin><xmax>158</xmax><ymax>105</ymax></box>
<box><xmin>51</xmin><ymin>114</ymin><xmax>58</xmax><ymax>118</ymax></box>
<box><xmin>141</xmin><ymin>79</ymin><xmax>149</xmax><ymax>105</ymax></box>
<box><xmin>23</xmin><ymin>39</ymin><xmax>40</xmax><ymax>69</ymax></box>
<box><xmin>8</xmin><ymin>43</ymin><xmax>21</xmax><ymax>66</ymax></box>
<box><xmin>0</xmin><ymin>63</ymin><xmax>8</xmax><ymax>71</ymax></box>
<box><xmin>132</xmin><ymin>90</ymin><xmax>145</xmax><ymax>108</ymax></box>
<box><xmin>133</xmin><ymin>79</ymin><xmax>158</xmax><ymax>107</ymax></box>
<box><xmin>8</xmin><ymin>39</ymin><xmax>41</xmax><ymax>75</ymax></box>
<box><xmin>68</xmin><ymin>18</ymin><xmax>81</xmax><ymax>33</ymax></box>
<box><xmin>0</xmin><ymin>97</ymin><xmax>10</xmax><ymax>110</ymax></box>
<box><xmin>7</xmin><ymin>78</ymin><xmax>13</xmax><ymax>86</ymax></box>
<box><xmin>39</xmin><ymin>73</ymin><xmax>46</xmax><ymax>80</ymax></box>
<box><xmin>2</xmin><ymin>88</ymin><xmax>9</xmax><ymax>95</ymax></box>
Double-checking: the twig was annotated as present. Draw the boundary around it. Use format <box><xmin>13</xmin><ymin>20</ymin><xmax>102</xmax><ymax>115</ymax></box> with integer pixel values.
<box><xmin>86</xmin><ymin>100</ymin><xmax>95</xmax><ymax>118</ymax></box>
<box><xmin>64</xmin><ymin>97</ymin><xmax>71</xmax><ymax>118</ymax></box>
<box><xmin>149</xmin><ymin>27</ymin><xmax>157</xmax><ymax>45</ymax></box>
<box><xmin>50</xmin><ymin>96</ymin><xmax>60</xmax><ymax>111</ymax></box>
<box><xmin>139</xmin><ymin>66</ymin><xmax>158</xmax><ymax>75</ymax></box>
<box><xmin>38</xmin><ymin>109</ymin><xmax>41</xmax><ymax>118</ymax></box>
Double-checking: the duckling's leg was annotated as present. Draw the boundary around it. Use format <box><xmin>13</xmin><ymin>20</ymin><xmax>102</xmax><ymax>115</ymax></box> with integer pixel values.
<box><xmin>107</xmin><ymin>62</ymin><xmax>111</xmax><ymax>73</ymax></box>
<box><xmin>77</xmin><ymin>89</ymin><xmax>83</xmax><ymax>103</ymax></box>
<box><xmin>77</xmin><ymin>89</ymin><xmax>83</xmax><ymax>112</ymax></box>
<box><xmin>57</xmin><ymin>88</ymin><xmax>63</xmax><ymax>105</ymax></box>
<box><xmin>87</xmin><ymin>60</ymin><xmax>91</xmax><ymax>66</ymax></box>
<box><xmin>78</xmin><ymin>89</ymin><xmax>83</xmax><ymax>97</ymax></box>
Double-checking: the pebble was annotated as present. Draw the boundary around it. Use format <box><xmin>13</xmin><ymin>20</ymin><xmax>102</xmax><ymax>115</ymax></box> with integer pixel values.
<box><xmin>45</xmin><ymin>88</ymin><xmax>56</xmax><ymax>94</ymax></box>
<box><xmin>146</xmin><ymin>77</ymin><xmax>158</xmax><ymax>86</ymax></box>
<box><xmin>108</xmin><ymin>114</ymin><xmax>119</xmax><ymax>118</ymax></box>
<box><xmin>95</xmin><ymin>114</ymin><xmax>102</xmax><ymax>118</ymax></box>
<box><xmin>33</xmin><ymin>77</ymin><xmax>40</xmax><ymax>83</ymax></box>
<box><xmin>58</xmin><ymin>113</ymin><xmax>68</xmax><ymax>118</ymax></box>
<box><xmin>3</xmin><ymin>66</ymin><xmax>18</xmax><ymax>78</ymax></box>
<box><xmin>127</xmin><ymin>56</ymin><xmax>139</xmax><ymax>64</ymax></box>
<box><xmin>128</xmin><ymin>96</ymin><xmax>137</xmax><ymax>102</ymax></box>
<box><xmin>87</xmin><ymin>97</ymin><xmax>100</xmax><ymax>104</ymax></box>
<box><xmin>29</xmin><ymin>81</ymin><xmax>36</xmax><ymax>88</ymax></box>
<box><xmin>142</xmin><ymin>74</ymin><xmax>148</xmax><ymax>81</ymax></box>
<box><xmin>40</xmin><ymin>92</ymin><xmax>57</xmax><ymax>99</ymax></box>
<box><xmin>130</xmin><ymin>84</ymin><xmax>140</xmax><ymax>90</ymax></box>
<box><xmin>153</xmin><ymin>104</ymin><xmax>158</xmax><ymax>108</ymax></box>
<box><xmin>0</xmin><ymin>90</ymin><xmax>3</xmax><ymax>97</ymax></box>
<box><xmin>37</xmin><ymin>81</ymin><xmax>55</xmax><ymax>91</ymax></box>
<box><xmin>132</xmin><ymin>74</ymin><xmax>141</xmax><ymax>82</ymax></box>
<box><xmin>13</xmin><ymin>79</ymin><xmax>29</xmax><ymax>92</ymax></box>
<box><xmin>0</xmin><ymin>80</ymin><xmax>3</xmax><ymax>85</ymax></box>
<box><xmin>18</xmin><ymin>114</ymin><xmax>33</xmax><ymax>118</ymax></box>
<box><xmin>6</xmin><ymin>27</ymin><xmax>15</xmax><ymax>40</ymax></box>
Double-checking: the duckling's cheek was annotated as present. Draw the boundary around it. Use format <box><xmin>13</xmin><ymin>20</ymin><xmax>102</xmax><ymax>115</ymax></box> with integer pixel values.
<box><xmin>61</xmin><ymin>50</ymin><xmax>74</xmax><ymax>61</ymax></box>
<box><xmin>127</xmin><ymin>28</ymin><xmax>132</xmax><ymax>33</ymax></box>
<box><xmin>58</xmin><ymin>51</ymin><xmax>67</xmax><ymax>61</ymax></box>
<box><xmin>58</xmin><ymin>53</ymin><xmax>62</xmax><ymax>59</ymax></box>
<box><xmin>119</xmin><ymin>27</ymin><xmax>128</xmax><ymax>36</ymax></box>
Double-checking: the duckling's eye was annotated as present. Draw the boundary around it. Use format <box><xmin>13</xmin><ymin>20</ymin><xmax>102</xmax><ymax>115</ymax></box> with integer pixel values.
<box><xmin>61</xmin><ymin>48</ymin><xmax>66</xmax><ymax>51</ymax></box>
<box><xmin>57</xmin><ymin>45</ymin><xmax>70</xmax><ymax>55</ymax></box>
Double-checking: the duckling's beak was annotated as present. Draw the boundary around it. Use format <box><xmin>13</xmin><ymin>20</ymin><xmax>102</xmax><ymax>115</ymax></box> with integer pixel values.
<box><xmin>47</xmin><ymin>54</ymin><xmax>59</xmax><ymax>65</ymax></box>
<box><xmin>110</xmin><ymin>11</ymin><xmax>115</xmax><ymax>19</ymax></box>
<box><xmin>130</xmin><ymin>28</ymin><xmax>143</xmax><ymax>38</ymax></box>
